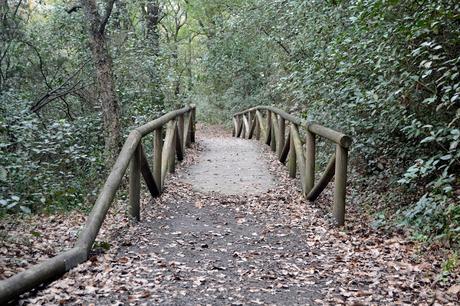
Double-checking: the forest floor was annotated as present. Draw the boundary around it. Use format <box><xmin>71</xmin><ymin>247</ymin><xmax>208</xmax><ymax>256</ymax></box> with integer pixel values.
<box><xmin>1</xmin><ymin>125</ymin><xmax>459</xmax><ymax>305</ymax></box>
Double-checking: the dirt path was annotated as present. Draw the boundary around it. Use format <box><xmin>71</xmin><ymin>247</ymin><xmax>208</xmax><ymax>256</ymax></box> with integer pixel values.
<box><xmin>14</xmin><ymin>126</ymin><xmax>459</xmax><ymax>305</ymax></box>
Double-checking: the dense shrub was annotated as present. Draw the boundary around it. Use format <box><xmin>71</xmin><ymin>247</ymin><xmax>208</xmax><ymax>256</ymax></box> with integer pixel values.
<box><xmin>0</xmin><ymin>92</ymin><xmax>105</xmax><ymax>214</ymax></box>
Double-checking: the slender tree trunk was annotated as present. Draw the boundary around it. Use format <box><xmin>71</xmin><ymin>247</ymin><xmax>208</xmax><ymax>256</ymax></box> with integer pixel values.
<box><xmin>144</xmin><ymin>0</ymin><xmax>163</xmax><ymax>108</ymax></box>
<box><xmin>81</xmin><ymin>0</ymin><xmax>122</xmax><ymax>167</ymax></box>
<box><xmin>145</xmin><ymin>0</ymin><xmax>160</xmax><ymax>56</ymax></box>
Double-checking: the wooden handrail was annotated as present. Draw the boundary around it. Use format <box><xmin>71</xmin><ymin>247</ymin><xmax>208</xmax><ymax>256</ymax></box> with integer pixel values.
<box><xmin>233</xmin><ymin>105</ymin><xmax>352</xmax><ymax>226</ymax></box>
<box><xmin>234</xmin><ymin>106</ymin><xmax>352</xmax><ymax>148</ymax></box>
<box><xmin>0</xmin><ymin>105</ymin><xmax>196</xmax><ymax>303</ymax></box>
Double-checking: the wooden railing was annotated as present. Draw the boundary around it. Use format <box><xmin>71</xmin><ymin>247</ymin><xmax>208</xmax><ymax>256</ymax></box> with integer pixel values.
<box><xmin>233</xmin><ymin>106</ymin><xmax>352</xmax><ymax>226</ymax></box>
<box><xmin>0</xmin><ymin>105</ymin><xmax>196</xmax><ymax>303</ymax></box>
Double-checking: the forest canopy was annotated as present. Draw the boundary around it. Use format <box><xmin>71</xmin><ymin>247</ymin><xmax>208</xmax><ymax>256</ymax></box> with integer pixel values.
<box><xmin>0</xmin><ymin>0</ymin><xmax>459</xmax><ymax>246</ymax></box>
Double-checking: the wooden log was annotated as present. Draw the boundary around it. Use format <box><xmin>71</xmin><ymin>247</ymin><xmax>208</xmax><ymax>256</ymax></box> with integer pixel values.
<box><xmin>234</xmin><ymin>105</ymin><xmax>303</xmax><ymax>126</ymax></box>
<box><xmin>306</xmin><ymin>153</ymin><xmax>335</xmax><ymax>201</ymax></box>
<box><xmin>169</xmin><ymin>122</ymin><xmax>177</xmax><ymax>173</ymax></box>
<box><xmin>161</xmin><ymin>121</ymin><xmax>175</xmax><ymax>184</ymax></box>
<box><xmin>248</xmin><ymin>114</ymin><xmax>257</xmax><ymax>139</ymax></box>
<box><xmin>308</xmin><ymin>123</ymin><xmax>352</xmax><ymax>148</ymax></box>
<box><xmin>242</xmin><ymin>114</ymin><xmax>248</xmax><ymax>139</ymax></box>
<box><xmin>247</xmin><ymin>111</ymin><xmax>253</xmax><ymax>138</ymax></box>
<box><xmin>175</xmin><ymin>122</ymin><xmax>184</xmax><ymax>162</ymax></box>
<box><xmin>76</xmin><ymin>129</ymin><xmax>141</xmax><ymax>252</ymax></box>
<box><xmin>334</xmin><ymin>145</ymin><xmax>348</xmax><ymax>226</ymax></box>
<box><xmin>140</xmin><ymin>144</ymin><xmax>160</xmax><ymax>197</ymax></box>
<box><xmin>178</xmin><ymin>114</ymin><xmax>185</xmax><ymax>152</ymax></box>
<box><xmin>270</xmin><ymin>113</ymin><xmax>278</xmax><ymax>152</ymax></box>
<box><xmin>129</xmin><ymin>143</ymin><xmax>141</xmax><ymax>221</ymax></box>
<box><xmin>255</xmin><ymin>110</ymin><xmax>266</xmax><ymax>141</ymax></box>
<box><xmin>184</xmin><ymin>112</ymin><xmax>192</xmax><ymax>147</ymax></box>
<box><xmin>265</xmin><ymin>111</ymin><xmax>272</xmax><ymax>145</ymax></box>
<box><xmin>232</xmin><ymin>117</ymin><xmax>238</xmax><ymax>137</ymax></box>
<box><xmin>0</xmin><ymin>247</ymin><xmax>86</xmax><ymax>304</ymax></box>
<box><xmin>305</xmin><ymin>129</ymin><xmax>316</xmax><ymax>195</ymax></box>
<box><xmin>254</xmin><ymin>114</ymin><xmax>260</xmax><ymax>140</ymax></box>
<box><xmin>277</xmin><ymin>116</ymin><xmax>285</xmax><ymax>159</ymax></box>
<box><xmin>190</xmin><ymin>107</ymin><xmax>196</xmax><ymax>143</ymax></box>
<box><xmin>280</xmin><ymin>130</ymin><xmax>290</xmax><ymax>164</ymax></box>
<box><xmin>233</xmin><ymin>106</ymin><xmax>352</xmax><ymax>148</ymax></box>
<box><xmin>236</xmin><ymin>115</ymin><xmax>243</xmax><ymax>138</ymax></box>
<box><xmin>291</xmin><ymin>124</ymin><xmax>307</xmax><ymax>194</ymax></box>
<box><xmin>288</xmin><ymin>129</ymin><xmax>296</xmax><ymax>178</ymax></box>
<box><xmin>136</xmin><ymin>104</ymin><xmax>195</xmax><ymax>136</ymax></box>
<box><xmin>153</xmin><ymin>128</ymin><xmax>162</xmax><ymax>190</ymax></box>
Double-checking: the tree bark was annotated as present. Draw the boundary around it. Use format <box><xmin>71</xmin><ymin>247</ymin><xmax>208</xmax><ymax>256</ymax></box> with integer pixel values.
<box><xmin>81</xmin><ymin>0</ymin><xmax>122</xmax><ymax>167</ymax></box>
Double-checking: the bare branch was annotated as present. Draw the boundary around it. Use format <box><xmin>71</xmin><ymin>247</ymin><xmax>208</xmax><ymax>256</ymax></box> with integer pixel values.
<box><xmin>99</xmin><ymin>0</ymin><xmax>117</xmax><ymax>33</ymax></box>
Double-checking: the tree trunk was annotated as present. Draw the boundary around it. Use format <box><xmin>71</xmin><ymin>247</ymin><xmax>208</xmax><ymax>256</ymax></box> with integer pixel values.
<box><xmin>143</xmin><ymin>0</ymin><xmax>163</xmax><ymax>108</ymax></box>
<box><xmin>81</xmin><ymin>0</ymin><xmax>122</xmax><ymax>167</ymax></box>
<box><xmin>145</xmin><ymin>0</ymin><xmax>160</xmax><ymax>55</ymax></box>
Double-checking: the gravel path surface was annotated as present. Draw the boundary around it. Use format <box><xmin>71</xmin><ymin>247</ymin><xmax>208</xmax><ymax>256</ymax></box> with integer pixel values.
<box><xmin>182</xmin><ymin>137</ymin><xmax>276</xmax><ymax>195</ymax></box>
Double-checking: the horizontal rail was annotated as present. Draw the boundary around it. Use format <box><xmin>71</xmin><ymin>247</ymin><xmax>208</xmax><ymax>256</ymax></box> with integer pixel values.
<box><xmin>233</xmin><ymin>105</ymin><xmax>351</xmax><ymax>226</ymax></box>
<box><xmin>0</xmin><ymin>104</ymin><xmax>196</xmax><ymax>303</ymax></box>
<box><xmin>233</xmin><ymin>106</ymin><xmax>352</xmax><ymax>148</ymax></box>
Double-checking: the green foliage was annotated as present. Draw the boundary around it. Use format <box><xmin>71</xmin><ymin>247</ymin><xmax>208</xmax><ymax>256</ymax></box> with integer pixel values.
<box><xmin>0</xmin><ymin>92</ymin><xmax>105</xmax><ymax>214</ymax></box>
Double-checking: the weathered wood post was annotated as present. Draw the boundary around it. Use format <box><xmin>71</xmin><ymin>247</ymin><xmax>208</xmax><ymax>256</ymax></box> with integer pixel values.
<box><xmin>254</xmin><ymin>115</ymin><xmax>260</xmax><ymax>140</ymax></box>
<box><xmin>334</xmin><ymin>144</ymin><xmax>348</xmax><ymax>226</ymax></box>
<box><xmin>169</xmin><ymin>122</ymin><xmax>177</xmax><ymax>173</ymax></box>
<box><xmin>291</xmin><ymin>124</ymin><xmax>307</xmax><ymax>195</ymax></box>
<box><xmin>241</xmin><ymin>114</ymin><xmax>247</xmax><ymax>139</ymax></box>
<box><xmin>247</xmin><ymin>111</ymin><xmax>253</xmax><ymax>139</ymax></box>
<box><xmin>185</xmin><ymin>112</ymin><xmax>192</xmax><ymax>147</ymax></box>
<box><xmin>129</xmin><ymin>143</ymin><xmax>141</xmax><ymax>221</ymax></box>
<box><xmin>175</xmin><ymin>123</ymin><xmax>184</xmax><ymax>161</ymax></box>
<box><xmin>236</xmin><ymin>115</ymin><xmax>242</xmax><ymax>138</ymax></box>
<box><xmin>265</xmin><ymin>111</ymin><xmax>272</xmax><ymax>145</ymax></box>
<box><xmin>191</xmin><ymin>107</ymin><xmax>196</xmax><ymax>143</ymax></box>
<box><xmin>305</xmin><ymin>128</ymin><xmax>316</xmax><ymax>195</ymax></box>
<box><xmin>153</xmin><ymin>128</ymin><xmax>162</xmax><ymax>190</ymax></box>
<box><xmin>232</xmin><ymin>116</ymin><xmax>237</xmax><ymax>137</ymax></box>
<box><xmin>270</xmin><ymin>114</ymin><xmax>277</xmax><ymax>152</ymax></box>
<box><xmin>288</xmin><ymin>125</ymin><xmax>296</xmax><ymax>178</ymax></box>
<box><xmin>178</xmin><ymin>114</ymin><xmax>185</xmax><ymax>152</ymax></box>
<box><xmin>277</xmin><ymin>116</ymin><xmax>285</xmax><ymax>159</ymax></box>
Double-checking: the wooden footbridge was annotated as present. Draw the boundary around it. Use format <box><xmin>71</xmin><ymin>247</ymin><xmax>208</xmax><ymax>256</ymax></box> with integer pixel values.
<box><xmin>0</xmin><ymin>105</ymin><xmax>351</xmax><ymax>303</ymax></box>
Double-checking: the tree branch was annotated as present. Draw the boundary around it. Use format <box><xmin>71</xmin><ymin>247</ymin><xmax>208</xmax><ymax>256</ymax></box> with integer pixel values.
<box><xmin>99</xmin><ymin>0</ymin><xmax>117</xmax><ymax>34</ymax></box>
<box><xmin>261</xmin><ymin>28</ymin><xmax>291</xmax><ymax>56</ymax></box>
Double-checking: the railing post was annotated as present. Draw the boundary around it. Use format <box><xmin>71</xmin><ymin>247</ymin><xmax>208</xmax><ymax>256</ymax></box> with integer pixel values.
<box><xmin>185</xmin><ymin>111</ymin><xmax>192</xmax><ymax>147</ymax></box>
<box><xmin>305</xmin><ymin>129</ymin><xmax>316</xmax><ymax>195</ymax></box>
<box><xmin>254</xmin><ymin>114</ymin><xmax>260</xmax><ymax>140</ymax></box>
<box><xmin>169</xmin><ymin>122</ymin><xmax>177</xmax><ymax>173</ymax></box>
<box><xmin>241</xmin><ymin>114</ymin><xmax>247</xmax><ymax>139</ymax></box>
<box><xmin>153</xmin><ymin>128</ymin><xmax>162</xmax><ymax>190</ymax></box>
<box><xmin>175</xmin><ymin>122</ymin><xmax>184</xmax><ymax>161</ymax></box>
<box><xmin>247</xmin><ymin>111</ymin><xmax>252</xmax><ymax>139</ymax></box>
<box><xmin>288</xmin><ymin>124</ymin><xmax>296</xmax><ymax>178</ymax></box>
<box><xmin>265</xmin><ymin>111</ymin><xmax>272</xmax><ymax>145</ymax></box>
<box><xmin>277</xmin><ymin>116</ymin><xmax>285</xmax><ymax>159</ymax></box>
<box><xmin>270</xmin><ymin>114</ymin><xmax>276</xmax><ymax>152</ymax></box>
<box><xmin>178</xmin><ymin>113</ymin><xmax>185</xmax><ymax>152</ymax></box>
<box><xmin>191</xmin><ymin>107</ymin><xmax>196</xmax><ymax>143</ymax></box>
<box><xmin>129</xmin><ymin>143</ymin><xmax>141</xmax><ymax>221</ymax></box>
<box><xmin>232</xmin><ymin>116</ymin><xmax>237</xmax><ymax>137</ymax></box>
<box><xmin>334</xmin><ymin>144</ymin><xmax>348</xmax><ymax>226</ymax></box>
